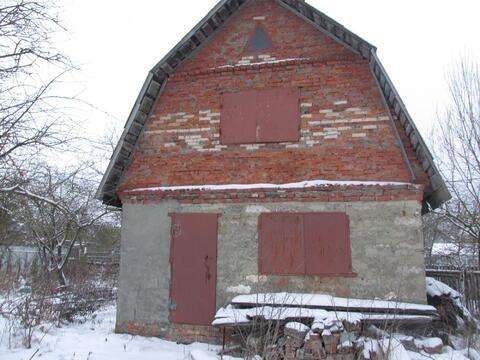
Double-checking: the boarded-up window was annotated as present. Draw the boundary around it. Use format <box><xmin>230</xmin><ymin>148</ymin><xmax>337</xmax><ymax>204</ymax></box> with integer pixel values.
<box><xmin>245</xmin><ymin>25</ymin><xmax>273</xmax><ymax>52</ymax></box>
<box><xmin>258</xmin><ymin>213</ymin><xmax>353</xmax><ymax>276</ymax></box>
<box><xmin>221</xmin><ymin>88</ymin><xmax>300</xmax><ymax>144</ymax></box>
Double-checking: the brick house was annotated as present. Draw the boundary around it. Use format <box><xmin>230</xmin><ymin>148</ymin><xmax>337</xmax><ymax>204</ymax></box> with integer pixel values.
<box><xmin>97</xmin><ymin>0</ymin><xmax>450</xmax><ymax>341</ymax></box>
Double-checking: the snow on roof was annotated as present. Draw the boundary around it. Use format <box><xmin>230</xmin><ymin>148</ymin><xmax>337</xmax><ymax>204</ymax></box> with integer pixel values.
<box><xmin>127</xmin><ymin>179</ymin><xmax>419</xmax><ymax>193</ymax></box>
<box><xmin>425</xmin><ymin>277</ymin><xmax>461</xmax><ymax>300</ymax></box>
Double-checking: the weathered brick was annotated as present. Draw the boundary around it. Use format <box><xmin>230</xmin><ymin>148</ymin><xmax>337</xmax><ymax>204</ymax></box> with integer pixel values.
<box><xmin>116</xmin><ymin>0</ymin><xmax>429</xmax><ymax>198</ymax></box>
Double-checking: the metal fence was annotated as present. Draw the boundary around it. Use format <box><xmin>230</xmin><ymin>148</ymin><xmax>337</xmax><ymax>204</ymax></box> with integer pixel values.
<box><xmin>426</xmin><ymin>266</ymin><xmax>480</xmax><ymax>315</ymax></box>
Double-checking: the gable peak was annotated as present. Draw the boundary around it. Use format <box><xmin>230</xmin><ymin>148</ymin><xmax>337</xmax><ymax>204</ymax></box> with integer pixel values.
<box><xmin>245</xmin><ymin>24</ymin><xmax>273</xmax><ymax>52</ymax></box>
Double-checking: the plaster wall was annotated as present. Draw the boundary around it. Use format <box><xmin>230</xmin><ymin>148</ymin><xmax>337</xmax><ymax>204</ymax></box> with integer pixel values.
<box><xmin>116</xmin><ymin>199</ymin><xmax>426</xmax><ymax>334</ymax></box>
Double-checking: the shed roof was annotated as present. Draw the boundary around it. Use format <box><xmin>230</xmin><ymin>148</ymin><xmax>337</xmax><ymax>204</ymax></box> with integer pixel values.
<box><xmin>97</xmin><ymin>0</ymin><xmax>451</xmax><ymax>211</ymax></box>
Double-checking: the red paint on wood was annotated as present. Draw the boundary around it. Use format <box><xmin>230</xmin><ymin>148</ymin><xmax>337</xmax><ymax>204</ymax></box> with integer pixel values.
<box><xmin>258</xmin><ymin>212</ymin><xmax>353</xmax><ymax>276</ymax></box>
<box><xmin>304</xmin><ymin>213</ymin><xmax>352</xmax><ymax>275</ymax></box>
<box><xmin>221</xmin><ymin>91</ymin><xmax>257</xmax><ymax>144</ymax></box>
<box><xmin>257</xmin><ymin>88</ymin><xmax>300</xmax><ymax>143</ymax></box>
<box><xmin>220</xmin><ymin>88</ymin><xmax>300</xmax><ymax>144</ymax></box>
<box><xmin>259</xmin><ymin>213</ymin><xmax>305</xmax><ymax>275</ymax></box>
<box><xmin>170</xmin><ymin>213</ymin><xmax>218</xmax><ymax>325</ymax></box>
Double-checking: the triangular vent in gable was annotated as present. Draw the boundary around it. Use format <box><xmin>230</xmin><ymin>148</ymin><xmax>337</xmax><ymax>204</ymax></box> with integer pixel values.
<box><xmin>245</xmin><ymin>25</ymin><xmax>273</xmax><ymax>52</ymax></box>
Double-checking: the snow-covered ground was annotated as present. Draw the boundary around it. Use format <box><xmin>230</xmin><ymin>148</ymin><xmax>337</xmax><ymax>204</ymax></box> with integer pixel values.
<box><xmin>0</xmin><ymin>304</ymin><xmax>240</xmax><ymax>360</ymax></box>
<box><xmin>0</xmin><ymin>300</ymin><xmax>478</xmax><ymax>360</ymax></box>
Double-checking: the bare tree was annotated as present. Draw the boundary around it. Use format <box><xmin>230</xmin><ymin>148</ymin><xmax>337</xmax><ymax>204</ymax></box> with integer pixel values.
<box><xmin>0</xmin><ymin>0</ymin><xmax>77</xmax><ymax>186</ymax></box>
<box><xmin>1</xmin><ymin>164</ymin><xmax>111</xmax><ymax>286</ymax></box>
<box><xmin>431</xmin><ymin>59</ymin><xmax>480</xmax><ymax>266</ymax></box>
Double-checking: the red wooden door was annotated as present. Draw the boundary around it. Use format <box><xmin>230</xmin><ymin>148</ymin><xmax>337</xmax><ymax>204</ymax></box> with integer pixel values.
<box><xmin>169</xmin><ymin>213</ymin><xmax>218</xmax><ymax>325</ymax></box>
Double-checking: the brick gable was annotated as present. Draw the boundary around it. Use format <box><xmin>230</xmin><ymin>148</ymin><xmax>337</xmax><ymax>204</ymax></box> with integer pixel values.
<box><xmin>118</xmin><ymin>0</ymin><xmax>429</xmax><ymax>198</ymax></box>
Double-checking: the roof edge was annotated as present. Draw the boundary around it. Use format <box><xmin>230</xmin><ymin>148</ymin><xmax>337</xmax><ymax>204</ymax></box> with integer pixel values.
<box><xmin>368</xmin><ymin>51</ymin><xmax>451</xmax><ymax>211</ymax></box>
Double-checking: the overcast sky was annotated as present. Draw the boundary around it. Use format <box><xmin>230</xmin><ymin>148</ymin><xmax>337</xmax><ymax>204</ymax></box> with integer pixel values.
<box><xmin>58</xmin><ymin>0</ymin><xmax>480</xmax><ymax>145</ymax></box>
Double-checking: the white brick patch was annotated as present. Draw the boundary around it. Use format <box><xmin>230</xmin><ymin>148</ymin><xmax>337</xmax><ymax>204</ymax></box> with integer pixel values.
<box><xmin>324</xmin><ymin>128</ymin><xmax>338</xmax><ymax>132</ymax></box>
<box><xmin>352</xmin><ymin>133</ymin><xmax>367</xmax><ymax>138</ymax></box>
<box><xmin>241</xmin><ymin>144</ymin><xmax>262</xmax><ymax>150</ymax></box>
<box><xmin>329</xmin><ymin>117</ymin><xmax>388</xmax><ymax>125</ymax></box>
<box><xmin>354</xmin><ymin>110</ymin><xmax>370</xmax><ymax>115</ymax></box>
<box><xmin>148</xmin><ymin>106</ymin><xmax>385</xmax><ymax>153</ymax></box>
<box><xmin>253</xmin><ymin>16</ymin><xmax>266</xmax><ymax>20</ymax></box>
<box><xmin>145</xmin><ymin>127</ymin><xmax>211</xmax><ymax>135</ymax></box>
<box><xmin>325</xmin><ymin>112</ymin><xmax>341</xmax><ymax>118</ymax></box>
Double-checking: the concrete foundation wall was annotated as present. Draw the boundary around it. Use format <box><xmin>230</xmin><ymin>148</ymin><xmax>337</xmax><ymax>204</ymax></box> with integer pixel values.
<box><xmin>116</xmin><ymin>200</ymin><xmax>426</xmax><ymax>334</ymax></box>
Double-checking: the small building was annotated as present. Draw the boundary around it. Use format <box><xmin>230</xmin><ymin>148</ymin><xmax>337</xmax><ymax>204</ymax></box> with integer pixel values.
<box><xmin>97</xmin><ymin>0</ymin><xmax>450</xmax><ymax>341</ymax></box>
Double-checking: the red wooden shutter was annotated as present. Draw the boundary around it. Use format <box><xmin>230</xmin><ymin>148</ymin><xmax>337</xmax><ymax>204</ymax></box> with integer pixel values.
<box><xmin>220</xmin><ymin>88</ymin><xmax>300</xmax><ymax>144</ymax></box>
<box><xmin>304</xmin><ymin>213</ymin><xmax>352</xmax><ymax>275</ymax></box>
<box><xmin>258</xmin><ymin>213</ymin><xmax>305</xmax><ymax>275</ymax></box>
<box><xmin>221</xmin><ymin>91</ymin><xmax>257</xmax><ymax>144</ymax></box>
<box><xmin>256</xmin><ymin>88</ymin><xmax>300</xmax><ymax>143</ymax></box>
<box><xmin>258</xmin><ymin>212</ymin><xmax>352</xmax><ymax>276</ymax></box>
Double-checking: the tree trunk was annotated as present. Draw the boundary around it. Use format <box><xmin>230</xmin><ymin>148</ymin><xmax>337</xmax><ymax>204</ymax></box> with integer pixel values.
<box><xmin>56</xmin><ymin>245</ymin><xmax>66</xmax><ymax>286</ymax></box>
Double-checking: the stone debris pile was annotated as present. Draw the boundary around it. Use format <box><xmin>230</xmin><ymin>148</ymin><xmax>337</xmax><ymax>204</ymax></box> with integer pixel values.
<box><xmin>213</xmin><ymin>292</ymin><xmax>441</xmax><ymax>359</ymax></box>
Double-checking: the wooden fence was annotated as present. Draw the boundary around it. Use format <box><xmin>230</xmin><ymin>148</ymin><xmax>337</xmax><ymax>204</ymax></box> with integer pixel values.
<box><xmin>426</xmin><ymin>266</ymin><xmax>480</xmax><ymax>315</ymax></box>
<box><xmin>85</xmin><ymin>251</ymin><xmax>120</xmax><ymax>265</ymax></box>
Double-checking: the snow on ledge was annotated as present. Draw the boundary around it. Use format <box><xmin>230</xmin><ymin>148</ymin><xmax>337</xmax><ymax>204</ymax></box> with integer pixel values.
<box><xmin>213</xmin><ymin>58</ymin><xmax>309</xmax><ymax>69</ymax></box>
<box><xmin>127</xmin><ymin>179</ymin><xmax>420</xmax><ymax>193</ymax></box>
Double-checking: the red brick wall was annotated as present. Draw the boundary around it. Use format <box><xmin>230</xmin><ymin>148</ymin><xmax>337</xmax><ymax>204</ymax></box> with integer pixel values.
<box><xmin>120</xmin><ymin>184</ymin><xmax>424</xmax><ymax>205</ymax></box>
<box><xmin>119</xmin><ymin>0</ymin><xmax>429</xmax><ymax>197</ymax></box>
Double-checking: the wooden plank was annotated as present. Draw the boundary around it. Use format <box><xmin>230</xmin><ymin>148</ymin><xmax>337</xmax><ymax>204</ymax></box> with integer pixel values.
<box><xmin>231</xmin><ymin>294</ymin><xmax>438</xmax><ymax>316</ymax></box>
<box><xmin>193</xmin><ymin>30</ymin><xmax>206</xmax><ymax>43</ymax></box>
<box><xmin>213</xmin><ymin>307</ymin><xmax>436</xmax><ymax>328</ymax></box>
